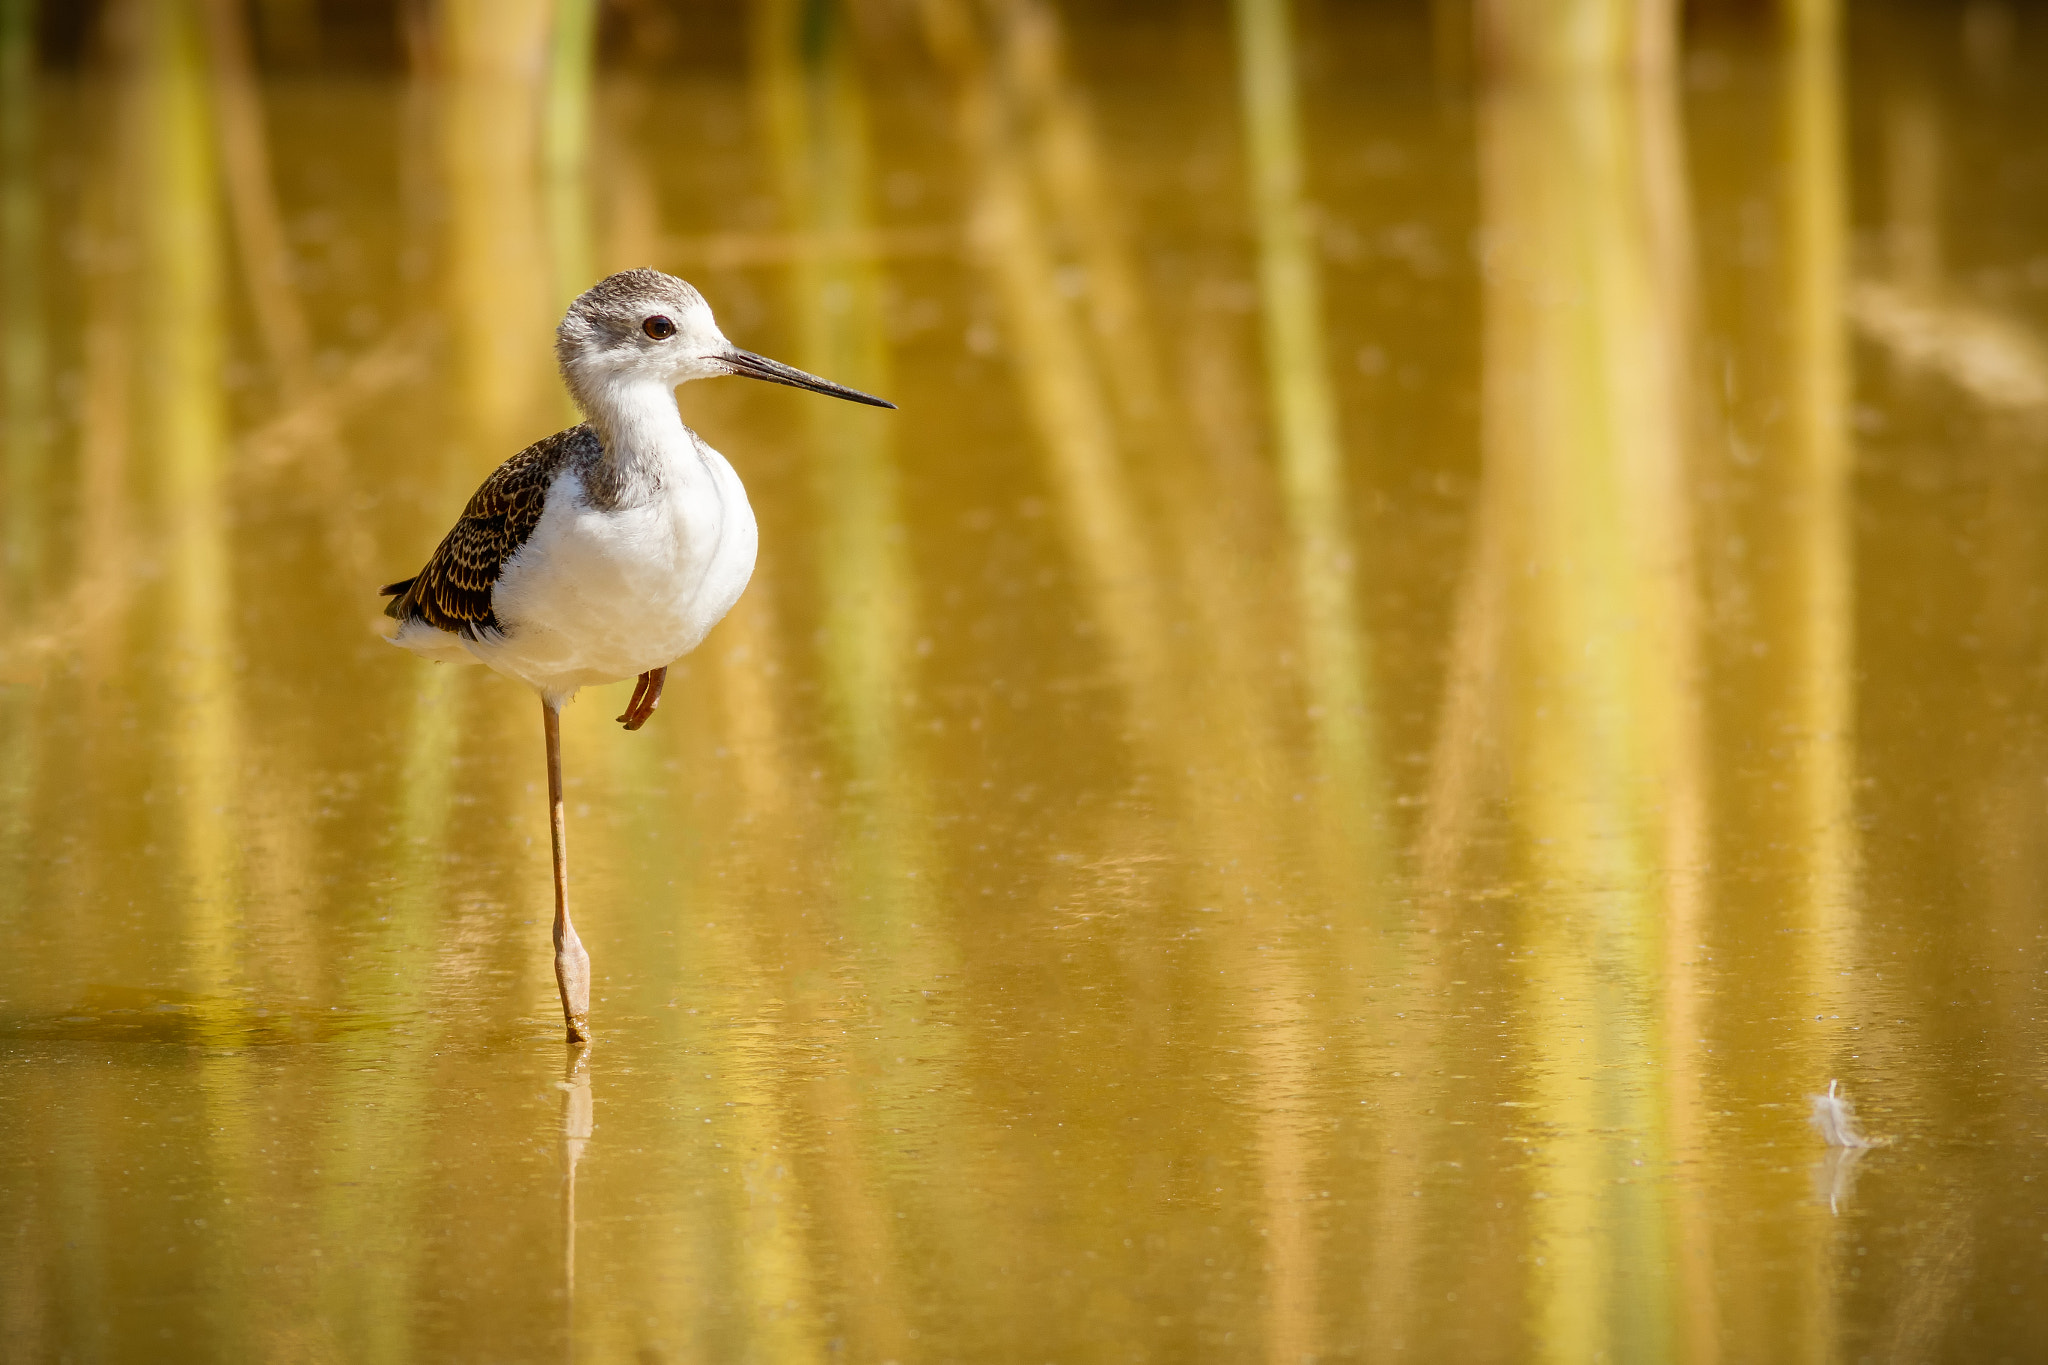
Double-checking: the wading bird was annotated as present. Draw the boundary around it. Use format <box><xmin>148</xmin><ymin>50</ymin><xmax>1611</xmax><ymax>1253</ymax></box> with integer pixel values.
<box><xmin>380</xmin><ymin>269</ymin><xmax>895</xmax><ymax>1043</ymax></box>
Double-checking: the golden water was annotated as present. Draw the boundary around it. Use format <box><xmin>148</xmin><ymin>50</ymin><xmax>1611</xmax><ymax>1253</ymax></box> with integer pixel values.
<box><xmin>4</xmin><ymin>2</ymin><xmax>2048</xmax><ymax>1361</ymax></box>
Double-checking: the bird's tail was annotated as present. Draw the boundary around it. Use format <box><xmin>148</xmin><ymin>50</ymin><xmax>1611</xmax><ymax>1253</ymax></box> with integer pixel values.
<box><xmin>379</xmin><ymin>577</ymin><xmax>417</xmax><ymax>619</ymax></box>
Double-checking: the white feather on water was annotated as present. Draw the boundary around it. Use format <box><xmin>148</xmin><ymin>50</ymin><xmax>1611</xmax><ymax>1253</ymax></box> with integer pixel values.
<box><xmin>1809</xmin><ymin>1078</ymin><xmax>1877</xmax><ymax>1150</ymax></box>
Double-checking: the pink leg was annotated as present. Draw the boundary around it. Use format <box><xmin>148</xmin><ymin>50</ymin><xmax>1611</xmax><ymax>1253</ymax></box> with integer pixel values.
<box><xmin>544</xmin><ymin>700</ymin><xmax>591</xmax><ymax>1044</ymax></box>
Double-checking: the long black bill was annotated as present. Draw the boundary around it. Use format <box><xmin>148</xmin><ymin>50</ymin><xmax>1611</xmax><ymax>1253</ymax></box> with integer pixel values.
<box><xmin>721</xmin><ymin>349</ymin><xmax>897</xmax><ymax>409</ymax></box>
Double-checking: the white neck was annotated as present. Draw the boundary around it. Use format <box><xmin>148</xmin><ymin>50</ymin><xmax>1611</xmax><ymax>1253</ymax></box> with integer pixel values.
<box><xmin>576</xmin><ymin>373</ymin><xmax>690</xmax><ymax>467</ymax></box>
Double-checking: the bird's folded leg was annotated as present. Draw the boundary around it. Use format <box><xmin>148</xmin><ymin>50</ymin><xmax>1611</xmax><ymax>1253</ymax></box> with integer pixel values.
<box><xmin>620</xmin><ymin>666</ymin><xmax>667</xmax><ymax>731</ymax></box>
<box><xmin>616</xmin><ymin>671</ymin><xmax>652</xmax><ymax>727</ymax></box>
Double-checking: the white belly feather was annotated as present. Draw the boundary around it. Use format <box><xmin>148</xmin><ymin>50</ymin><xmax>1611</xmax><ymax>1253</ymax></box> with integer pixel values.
<box><xmin>396</xmin><ymin>438</ymin><xmax>757</xmax><ymax>703</ymax></box>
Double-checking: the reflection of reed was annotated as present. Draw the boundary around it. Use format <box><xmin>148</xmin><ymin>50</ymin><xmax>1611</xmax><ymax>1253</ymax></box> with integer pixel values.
<box><xmin>0</xmin><ymin>0</ymin><xmax>43</xmax><ymax>623</ymax></box>
<box><xmin>44</xmin><ymin>191</ymin><xmax>135</xmax><ymax>1008</ymax></box>
<box><xmin>122</xmin><ymin>8</ymin><xmax>256</xmax><ymax>1352</ymax></box>
<box><xmin>1634</xmin><ymin>53</ymin><xmax>1716</xmax><ymax>1365</ymax></box>
<box><xmin>541</xmin><ymin>0</ymin><xmax>598</xmax><ymax>414</ymax></box>
<box><xmin>1475</xmin><ymin>0</ymin><xmax>1676</xmax><ymax>78</ymax></box>
<box><xmin>755</xmin><ymin>7</ymin><xmax>927</xmax><ymax>1354</ymax></box>
<box><xmin>1782</xmin><ymin>0</ymin><xmax>1855</xmax><ymax>990</ymax></box>
<box><xmin>981</xmin><ymin>0</ymin><xmax>1300</xmax><ymax>831</ymax></box>
<box><xmin>1677</xmin><ymin>12</ymin><xmax>1858</xmax><ymax>1356</ymax></box>
<box><xmin>920</xmin><ymin>10</ymin><xmax>1315</xmax><ymax>1034</ymax></box>
<box><xmin>757</xmin><ymin>0</ymin><xmax>906</xmax><ymax>788</ymax></box>
<box><xmin>1245</xmin><ymin>986</ymin><xmax>1320</xmax><ymax>1365</ymax></box>
<box><xmin>1231</xmin><ymin>4</ymin><xmax>1375</xmax><ymax>1356</ymax></box>
<box><xmin>436</xmin><ymin>0</ymin><xmax>557</xmax><ymax>451</ymax></box>
<box><xmin>1221</xmin><ymin>56</ymin><xmax>1389</xmax><ymax>1325</ymax></box>
<box><xmin>194</xmin><ymin>0</ymin><xmax>327</xmax><ymax>944</ymax></box>
<box><xmin>1235</xmin><ymin>0</ymin><xmax>1380</xmax><ymax>869</ymax></box>
<box><xmin>1781</xmin><ymin>13</ymin><xmax>1855</xmax><ymax>1361</ymax></box>
<box><xmin>1008</xmin><ymin>2</ymin><xmax>1301</xmax><ymax>856</ymax></box>
<box><xmin>1002</xmin><ymin>1</ymin><xmax>1163</xmax><ymax>435</ymax></box>
<box><xmin>0</xmin><ymin>0</ymin><xmax>42</xmax><ymax>894</ymax></box>
<box><xmin>921</xmin><ymin>0</ymin><xmax>1171</xmax><ymax>712</ymax></box>
<box><xmin>544</xmin><ymin>0</ymin><xmax>597</xmax><ymax>311</ymax></box>
<box><xmin>200</xmin><ymin>0</ymin><xmax>390</xmax><ymax>602</ymax></box>
<box><xmin>580</xmin><ymin>76</ymin><xmax>658</xmax><ymax>281</ymax></box>
<box><xmin>914</xmin><ymin>28</ymin><xmax>1269</xmax><ymax>1325</ymax></box>
<box><xmin>926</xmin><ymin>11</ymin><xmax>1364</xmax><ymax>1353</ymax></box>
<box><xmin>927</xmin><ymin>0</ymin><xmax>1298</xmax><ymax>1071</ymax></box>
<box><xmin>1777</xmin><ymin>63</ymin><xmax>1857</xmax><ymax>1365</ymax></box>
<box><xmin>724</xmin><ymin>1043</ymin><xmax>826</xmax><ymax>1365</ymax></box>
<box><xmin>125</xmin><ymin>0</ymin><xmax>242</xmax><ymax>981</ymax></box>
<box><xmin>302</xmin><ymin>679</ymin><xmax>452</xmax><ymax>1361</ymax></box>
<box><xmin>198</xmin><ymin>0</ymin><xmax>312</xmax><ymax>395</ymax></box>
<box><xmin>74</xmin><ymin>301</ymin><xmax>131</xmax><ymax>686</ymax></box>
<box><xmin>1448</xmin><ymin>5</ymin><xmax>1699</xmax><ymax>1350</ymax></box>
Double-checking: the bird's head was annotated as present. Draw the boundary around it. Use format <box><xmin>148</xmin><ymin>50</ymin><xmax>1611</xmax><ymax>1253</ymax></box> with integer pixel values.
<box><xmin>556</xmin><ymin>268</ymin><xmax>895</xmax><ymax>411</ymax></box>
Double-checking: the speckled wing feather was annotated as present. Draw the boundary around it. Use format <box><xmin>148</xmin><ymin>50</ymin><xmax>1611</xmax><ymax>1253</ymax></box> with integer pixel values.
<box><xmin>381</xmin><ymin>424</ymin><xmax>600</xmax><ymax>637</ymax></box>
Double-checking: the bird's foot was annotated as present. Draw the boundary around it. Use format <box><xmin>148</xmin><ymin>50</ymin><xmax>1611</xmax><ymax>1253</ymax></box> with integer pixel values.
<box><xmin>616</xmin><ymin>672</ymin><xmax>650</xmax><ymax>726</ymax></box>
<box><xmin>617</xmin><ymin>666</ymin><xmax>667</xmax><ymax>731</ymax></box>
<box><xmin>555</xmin><ymin>925</ymin><xmax>592</xmax><ymax>1044</ymax></box>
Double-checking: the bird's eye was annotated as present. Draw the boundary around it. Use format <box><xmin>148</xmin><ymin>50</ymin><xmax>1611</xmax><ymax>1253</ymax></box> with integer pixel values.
<box><xmin>642</xmin><ymin>315</ymin><xmax>676</xmax><ymax>340</ymax></box>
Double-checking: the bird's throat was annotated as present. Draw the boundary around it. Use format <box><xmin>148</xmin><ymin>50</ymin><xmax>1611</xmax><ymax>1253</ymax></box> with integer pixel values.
<box><xmin>575</xmin><ymin>375</ymin><xmax>694</xmax><ymax>507</ymax></box>
<box><xmin>581</xmin><ymin>375</ymin><xmax>687</xmax><ymax>460</ymax></box>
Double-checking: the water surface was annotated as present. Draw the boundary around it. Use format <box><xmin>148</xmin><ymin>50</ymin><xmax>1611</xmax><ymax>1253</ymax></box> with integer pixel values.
<box><xmin>4</xmin><ymin>2</ymin><xmax>2048</xmax><ymax>1361</ymax></box>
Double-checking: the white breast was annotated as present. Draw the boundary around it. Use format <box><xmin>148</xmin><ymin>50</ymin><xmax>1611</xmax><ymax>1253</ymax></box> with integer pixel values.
<box><xmin>472</xmin><ymin>433</ymin><xmax>758</xmax><ymax>702</ymax></box>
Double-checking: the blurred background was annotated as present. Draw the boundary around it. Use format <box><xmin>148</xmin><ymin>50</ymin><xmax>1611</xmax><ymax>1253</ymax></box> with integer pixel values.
<box><xmin>2</xmin><ymin>0</ymin><xmax>2047</xmax><ymax>1360</ymax></box>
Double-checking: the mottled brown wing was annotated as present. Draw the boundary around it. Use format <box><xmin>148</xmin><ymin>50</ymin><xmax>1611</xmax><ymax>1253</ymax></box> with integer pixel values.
<box><xmin>382</xmin><ymin>425</ymin><xmax>598</xmax><ymax>637</ymax></box>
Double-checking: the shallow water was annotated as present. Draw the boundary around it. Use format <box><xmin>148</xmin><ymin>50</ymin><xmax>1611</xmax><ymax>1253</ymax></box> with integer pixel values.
<box><xmin>4</xmin><ymin>2</ymin><xmax>2048</xmax><ymax>1361</ymax></box>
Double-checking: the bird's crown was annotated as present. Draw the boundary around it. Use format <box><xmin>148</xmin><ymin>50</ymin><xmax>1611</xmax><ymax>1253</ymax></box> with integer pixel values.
<box><xmin>554</xmin><ymin>268</ymin><xmax>731</xmax><ymax>408</ymax></box>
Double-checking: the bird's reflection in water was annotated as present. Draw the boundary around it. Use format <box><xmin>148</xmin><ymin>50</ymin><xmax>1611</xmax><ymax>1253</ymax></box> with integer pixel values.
<box><xmin>559</xmin><ymin>1047</ymin><xmax>594</xmax><ymax>1329</ymax></box>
